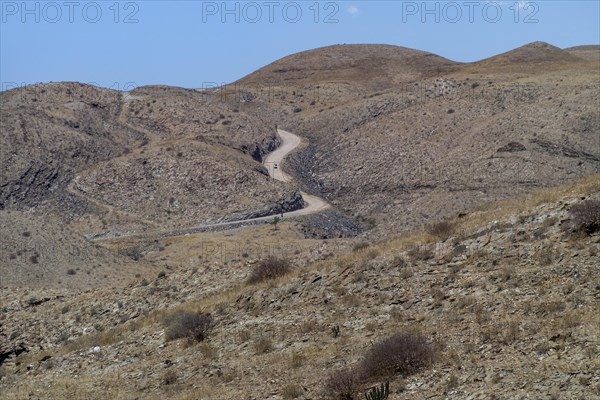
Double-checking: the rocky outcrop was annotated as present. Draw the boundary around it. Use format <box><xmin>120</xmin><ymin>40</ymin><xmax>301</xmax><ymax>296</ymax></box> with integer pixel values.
<box><xmin>219</xmin><ymin>190</ymin><xmax>304</xmax><ymax>222</ymax></box>
<box><xmin>0</xmin><ymin>164</ymin><xmax>66</xmax><ymax>209</ymax></box>
<box><xmin>530</xmin><ymin>138</ymin><xmax>600</xmax><ymax>162</ymax></box>
<box><xmin>298</xmin><ymin>208</ymin><xmax>362</xmax><ymax>239</ymax></box>
<box><xmin>497</xmin><ymin>141</ymin><xmax>527</xmax><ymax>152</ymax></box>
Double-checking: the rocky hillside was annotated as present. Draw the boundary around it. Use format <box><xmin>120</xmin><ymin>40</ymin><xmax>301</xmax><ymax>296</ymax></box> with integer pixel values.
<box><xmin>236</xmin><ymin>44</ymin><xmax>461</xmax><ymax>90</ymax></box>
<box><xmin>0</xmin><ymin>175</ymin><xmax>598</xmax><ymax>399</ymax></box>
<box><xmin>466</xmin><ymin>41</ymin><xmax>585</xmax><ymax>71</ymax></box>
<box><xmin>565</xmin><ymin>45</ymin><xmax>600</xmax><ymax>61</ymax></box>
<box><xmin>230</xmin><ymin>41</ymin><xmax>600</xmax><ymax>237</ymax></box>
<box><xmin>0</xmin><ymin>83</ymin><xmax>300</xmax><ymax>288</ymax></box>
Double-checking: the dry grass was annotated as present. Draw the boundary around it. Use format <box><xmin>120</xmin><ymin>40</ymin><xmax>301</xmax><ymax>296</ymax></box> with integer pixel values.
<box><xmin>458</xmin><ymin>174</ymin><xmax>600</xmax><ymax>233</ymax></box>
<box><xmin>281</xmin><ymin>383</ymin><xmax>303</xmax><ymax>399</ymax></box>
<box><xmin>253</xmin><ymin>335</ymin><xmax>273</xmax><ymax>354</ymax></box>
<box><xmin>9</xmin><ymin>174</ymin><xmax>598</xmax><ymax>400</ymax></box>
<box><xmin>426</xmin><ymin>220</ymin><xmax>456</xmax><ymax>240</ymax></box>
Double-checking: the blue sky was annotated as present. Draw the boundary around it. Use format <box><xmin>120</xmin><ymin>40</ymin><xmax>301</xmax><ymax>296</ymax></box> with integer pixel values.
<box><xmin>1</xmin><ymin>1</ymin><xmax>599</xmax><ymax>89</ymax></box>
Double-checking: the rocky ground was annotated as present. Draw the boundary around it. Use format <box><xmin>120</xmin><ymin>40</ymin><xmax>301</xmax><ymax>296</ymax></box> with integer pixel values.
<box><xmin>1</xmin><ymin>175</ymin><xmax>597</xmax><ymax>399</ymax></box>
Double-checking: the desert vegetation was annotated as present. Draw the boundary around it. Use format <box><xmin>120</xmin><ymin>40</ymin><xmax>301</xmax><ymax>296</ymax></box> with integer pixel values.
<box><xmin>569</xmin><ymin>200</ymin><xmax>600</xmax><ymax>234</ymax></box>
<box><xmin>323</xmin><ymin>332</ymin><xmax>438</xmax><ymax>399</ymax></box>
<box><xmin>162</xmin><ymin>310</ymin><xmax>214</xmax><ymax>342</ymax></box>
<box><xmin>247</xmin><ymin>256</ymin><xmax>292</xmax><ymax>284</ymax></box>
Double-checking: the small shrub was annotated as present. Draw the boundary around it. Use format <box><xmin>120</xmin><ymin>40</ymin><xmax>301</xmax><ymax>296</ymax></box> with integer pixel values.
<box><xmin>289</xmin><ymin>351</ymin><xmax>306</xmax><ymax>368</ymax></box>
<box><xmin>198</xmin><ymin>342</ymin><xmax>218</xmax><ymax>360</ymax></box>
<box><xmin>452</xmin><ymin>244</ymin><xmax>467</xmax><ymax>258</ymax></box>
<box><xmin>299</xmin><ymin>319</ymin><xmax>319</xmax><ymax>334</ymax></box>
<box><xmin>322</xmin><ymin>369</ymin><xmax>359</xmax><ymax>400</ymax></box>
<box><xmin>536</xmin><ymin>247</ymin><xmax>555</xmax><ymax>266</ymax></box>
<box><xmin>560</xmin><ymin>311</ymin><xmax>582</xmax><ymax>329</ymax></box>
<box><xmin>162</xmin><ymin>369</ymin><xmax>177</xmax><ymax>385</ymax></box>
<box><xmin>331</xmin><ymin>325</ymin><xmax>341</xmax><ymax>338</ymax></box>
<box><xmin>570</xmin><ymin>200</ymin><xmax>600</xmax><ymax>234</ymax></box>
<box><xmin>356</xmin><ymin>215</ymin><xmax>377</xmax><ymax>230</ymax></box>
<box><xmin>247</xmin><ymin>256</ymin><xmax>291</xmax><ymax>284</ymax></box>
<box><xmin>496</xmin><ymin>265</ymin><xmax>515</xmax><ymax>282</ymax></box>
<box><xmin>365</xmin><ymin>248</ymin><xmax>380</xmax><ymax>260</ymax></box>
<box><xmin>66</xmin><ymin>269</ymin><xmax>76</xmax><ymax>275</ymax></box>
<box><xmin>534</xmin><ymin>341</ymin><xmax>551</xmax><ymax>355</ymax></box>
<box><xmin>408</xmin><ymin>245</ymin><xmax>433</xmax><ymax>261</ymax></box>
<box><xmin>359</xmin><ymin>332</ymin><xmax>437</xmax><ymax>380</ymax></box>
<box><xmin>163</xmin><ymin>311</ymin><xmax>214</xmax><ymax>342</ymax></box>
<box><xmin>352</xmin><ymin>242</ymin><xmax>370</xmax><ymax>252</ymax></box>
<box><xmin>399</xmin><ymin>268</ymin><xmax>414</xmax><ymax>279</ymax></box>
<box><xmin>253</xmin><ymin>335</ymin><xmax>273</xmax><ymax>354</ymax></box>
<box><xmin>390</xmin><ymin>255</ymin><xmax>408</xmax><ymax>268</ymax></box>
<box><xmin>500</xmin><ymin>321</ymin><xmax>520</xmax><ymax>344</ymax></box>
<box><xmin>119</xmin><ymin>246</ymin><xmax>143</xmax><ymax>261</ymax></box>
<box><xmin>282</xmin><ymin>383</ymin><xmax>303</xmax><ymax>399</ymax></box>
<box><xmin>427</xmin><ymin>221</ymin><xmax>455</xmax><ymax>240</ymax></box>
<box><xmin>445</xmin><ymin>375</ymin><xmax>459</xmax><ymax>390</ymax></box>
<box><xmin>238</xmin><ymin>329</ymin><xmax>251</xmax><ymax>343</ymax></box>
<box><xmin>55</xmin><ymin>331</ymin><xmax>69</xmax><ymax>344</ymax></box>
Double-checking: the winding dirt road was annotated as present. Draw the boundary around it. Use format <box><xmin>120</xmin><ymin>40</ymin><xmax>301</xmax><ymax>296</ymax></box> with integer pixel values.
<box><xmin>265</xmin><ymin>129</ymin><xmax>330</xmax><ymax>215</ymax></box>
<box><xmin>90</xmin><ymin>129</ymin><xmax>329</xmax><ymax>241</ymax></box>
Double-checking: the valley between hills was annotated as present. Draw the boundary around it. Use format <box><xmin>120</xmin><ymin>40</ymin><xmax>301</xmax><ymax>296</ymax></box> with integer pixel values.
<box><xmin>0</xmin><ymin>41</ymin><xmax>599</xmax><ymax>399</ymax></box>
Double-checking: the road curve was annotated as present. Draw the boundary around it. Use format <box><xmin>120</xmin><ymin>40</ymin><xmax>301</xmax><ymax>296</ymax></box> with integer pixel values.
<box><xmin>90</xmin><ymin>129</ymin><xmax>329</xmax><ymax>241</ymax></box>
<box><xmin>264</xmin><ymin>129</ymin><xmax>330</xmax><ymax>215</ymax></box>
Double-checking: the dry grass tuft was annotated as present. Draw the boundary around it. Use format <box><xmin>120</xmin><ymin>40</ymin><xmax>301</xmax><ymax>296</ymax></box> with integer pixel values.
<box><xmin>426</xmin><ymin>221</ymin><xmax>456</xmax><ymax>240</ymax></box>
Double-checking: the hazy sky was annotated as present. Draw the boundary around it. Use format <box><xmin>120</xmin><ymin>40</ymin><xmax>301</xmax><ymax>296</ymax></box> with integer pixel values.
<box><xmin>2</xmin><ymin>1</ymin><xmax>599</xmax><ymax>89</ymax></box>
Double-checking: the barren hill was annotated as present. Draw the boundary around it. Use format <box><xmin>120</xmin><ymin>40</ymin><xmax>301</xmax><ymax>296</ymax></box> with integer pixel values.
<box><xmin>236</xmin><ymin>44</ymin><xmax>461</xmax><ymax>90</ymax></box>
<box><xmin>468</xmin><ymin>41</ymin><xmax>585</xmax><ymax>70</ymax></box>
<box><xmin>565</xmin><ymin>44</ymin><xmax>600</xmax><ymax>61</ymax></box>
<box><xmin>234</xmin><ymin>41</ymin><xmax>600</xmax><ymax>237</ymax></box>
<box><xmin>0</xmin><ymin>83</ymin><xmax>298</xmax><ymax>288</ymax></box>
